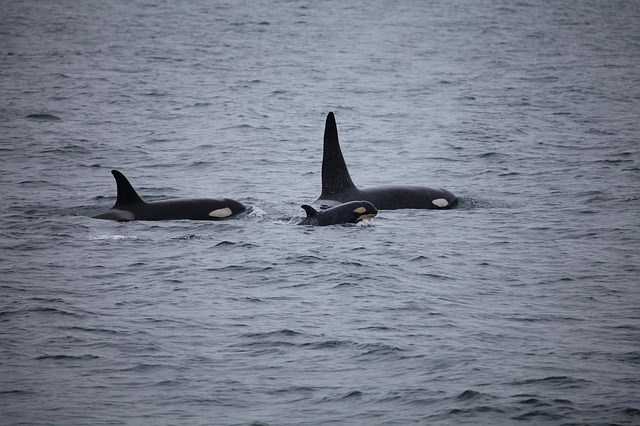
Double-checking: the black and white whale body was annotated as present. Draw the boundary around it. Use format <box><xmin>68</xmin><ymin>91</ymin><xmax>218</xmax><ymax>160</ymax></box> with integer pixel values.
<box><xmin>92</xmin><ymin>170</ymin><xmax>246</xmax><ymax>221</ymax></box>
<box><xmin>298</xmin><ymin>201</ymin><xmax>378</xmax><ymax>226</ymax></box>
<box><xmin>317</xmin><ymin>112</ymin><xmax>458</xmax><ymax>210</ymax></box>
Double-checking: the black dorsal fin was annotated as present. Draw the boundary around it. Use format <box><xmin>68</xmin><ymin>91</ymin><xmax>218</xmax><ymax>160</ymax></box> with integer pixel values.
<box><xmin>301</xmin><ymin>204</ymin><xmax>318</xmax><ymax>218</ymax></box>
<box><xmin>111</xmin><ymin>170</ymin><xmax>144</xmax><ymax>207</ymax></box>
<box><xmin>320</xmin><ymin>112</ymin><xmax>356</xmax><ymax>199</ymax></box>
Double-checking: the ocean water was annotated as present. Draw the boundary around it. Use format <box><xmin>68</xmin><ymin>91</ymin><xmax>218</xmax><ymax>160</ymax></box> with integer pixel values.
<box><xmin>1</xmin><ymin>0</ymin><xmax>639</xmax><ymax>424</ymax></box>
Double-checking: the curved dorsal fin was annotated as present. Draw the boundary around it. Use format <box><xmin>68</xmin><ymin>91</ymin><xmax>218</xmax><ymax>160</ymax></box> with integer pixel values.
<box><xmin>320</xmin><ymin>112</ymin><xmax>356</xmax><ymax>199</ymax></box>
<box><xmin>301</xmin><ymin>204</ymin><xmax>317</xmax><ymax>218</ymax></box>
<box><xmin>111</xmin><ymin>170</ymin><xmax>144</xmax><ymax>207</ymax></box>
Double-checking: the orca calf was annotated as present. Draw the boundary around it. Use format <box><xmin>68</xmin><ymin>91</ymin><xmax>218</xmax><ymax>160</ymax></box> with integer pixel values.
<box><xmin>317</xmin><ymin>112</ymin><xmax>458</xmax><ymax>210</ymax></box>
<box><xmin>298</xmin><ymin>201</ymin><xmax>377</xmax><ymax>226</ymax></box>
<box><xmin>93</xmin><ymin>170</ymin><xmax>246</xmax><ymax>221</ymax></box>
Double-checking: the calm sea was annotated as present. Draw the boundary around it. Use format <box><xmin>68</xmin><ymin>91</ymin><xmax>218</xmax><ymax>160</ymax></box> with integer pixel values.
<box><xmin>1</xmin><ymin>0</ymin><xmax>639</xmax><ymax>424</ymax></box>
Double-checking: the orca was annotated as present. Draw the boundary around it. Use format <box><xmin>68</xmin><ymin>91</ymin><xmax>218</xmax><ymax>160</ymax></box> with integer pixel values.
<box><xmin>92</xmin><ymin>170</ymin><xmax>246</xmax><ymax>221</ymax></box>
<box><xmin>298</xmin><ymin>201</ymin><xmax>378</xmax><ymax>226</ymax></box>
<box><xmin>317</xmin><ymin>112</ymin><xmax>458</xmax><ymax>210</ymax></box>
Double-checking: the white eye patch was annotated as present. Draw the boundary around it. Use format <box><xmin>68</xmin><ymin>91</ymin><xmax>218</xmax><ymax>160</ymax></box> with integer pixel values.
<box><xmin>432</xmin><ymin>198</ymin><xmax>449</xmax><ymax>208</ymax></box>
<box><xmin>209</xmin><ymin>207</ymin><xmax>232</xmax><ymax>218</ymax></box>
<box><xmin>353</xmin><ymin>206</ymin><xmax>367</xmax><ymax>214</ymax></box>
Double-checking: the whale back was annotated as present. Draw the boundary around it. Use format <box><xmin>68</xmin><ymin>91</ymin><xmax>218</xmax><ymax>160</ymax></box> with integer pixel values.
<box><xmin>93</xmin><ymin>170</ymin><xmax>247</xmax><ymax>221</ymax></box>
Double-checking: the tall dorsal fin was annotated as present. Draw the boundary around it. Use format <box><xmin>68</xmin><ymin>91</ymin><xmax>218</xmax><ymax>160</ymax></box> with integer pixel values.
<box><xmin>320</xmin><ymin>112</ymin><xmax>356</xmax><ymax>199</ymax></box>
<box><xmin>111</xmin><ymin>169</ymin><xmax>144</xmax><ymax>207</ymax></box>
<box><xmin>301</xmin><ymin>204</ymin><xmax>318</xmax><ymax>218</ymax></box>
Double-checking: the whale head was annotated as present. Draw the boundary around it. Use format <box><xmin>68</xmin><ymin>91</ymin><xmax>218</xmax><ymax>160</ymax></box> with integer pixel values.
<box><xmin>349</xmin><ymin>201</ymin><xmax>378</xmax><ymax>223</ymax></box>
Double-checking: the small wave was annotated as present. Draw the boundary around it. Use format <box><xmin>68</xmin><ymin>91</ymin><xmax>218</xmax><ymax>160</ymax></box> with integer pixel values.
<box><xmin>119</xmin><ymin>363</ymin><xmax>166</xmax><ymax>372</ymax></box>
<box><xmin>356</xmin><ymin>342</ymin><xmax>405</xmax><ymax>358</ymax></box>
<box><xmin>302</xmin><ymin>339</ymin><xmax>351</xmax><ymax>350</ymax></box>
<box><xmin>478</xmin><ymin>151</ymin><xmax>499</xmax><ymax>158</ymax></box>
<box><xmin>0</xmin><ymin>390</ymin><xmax>36</xmax><ymax>396</ymax></box>
<box><xmin>89</xmin><ymin>235</ymin><xmax>139</xmax><ymax>240</ymax></box>
<box><xmin>509</xmin><ymin>375</ymin><xmax>590</xmax><ymax>388</ymax></box>
<box><xmin>286</xmin><ymin>254</ymin><xmax>325</xmax><ymax>263</ymax></box>
<box><xmin>511</xmin><ymin>410</ymin><xmax>563</xmax><ymax>421</ymax></box>
<box><xmin>222</xmin><ymin>123</ymin><xmax>255</xmax><ymax>130</ymax></box>
<box><xmin>320</xmin><ymin>390</ymin><xmax>363</xmax><ymax>402</ymax></box>
<box><xmin>411</xmin><ymin>255</ymin><xmax>430</xmax><ymax>262</ymax></box>
<box><xmin>517</xmin><ymin>397</ymin><xmax>551</xmax><ymax>406</ymax></box>
<box><xmin>597</xmin><ymin>158</ymin><xmax>634</xmax><ymax>164</ymax></box>
<box><xmin>415</xmin><ymin>272</ymin><xmax>452</xmax><ymax>282</ymax></box>
<box><xmin>208</xmin><ymin>264</ymin><xmax>245</xmax><ymax>272</ymax></box>
<box><xmin>333</xmin><ymin>282</ymin><xmax>359</xmax><ymax>288</ymax></box>
<box><xmin>357</xmin><ymin>325</ymin><xmax>398</xmax><ymax>332</ymax></box>
<box><xmin>624</xmin><ymin>408</ymin><xmax>640</xmax><ymax>416</ymax></box>
<box><xmin>620</xmin><ymin>351</ymin><xmax>640</xmax><ymax>364</ymax></box>
<box><xmin>187</xmin><ymin>160</ymin><xmax>213</xmax><ymax>168</ymax></box>
<box><xmin>586</xmin><ymin>127</ymin><xmax>617</xmax><ymax>136</ymax></box>
<box><xmin>340</xmin><ymin>390</ymin><xmax>363</xmax><ymax>399</ymax></box>
<box><xmin>518</xmin><ymin>75</ymin><xmax>559</xmax><ymax>83</ymax></box>
<box><xmin>59</xmin><ymin>326</ymin><xmax>120</xmax><ymax>335</ymax></box>
<box><xmin>228</xmin><ymin>296</ymin><xmax>264</xmax><ymax>303</ymax></box>
<box><xmin>17</xmin><ymin>179</ymin><xmax>56</xmax><ymax>186</ymax></box>
<box><xmin>36</xmin><ymin>354</ymin><xmax>99</xmax><ymax>361</ymax></box>
<box><xmin>25</xmin><ymin>113</ymin><xmax>60</xmax><ymax>121</ymax></box>
<box><xmin>42</xmin><ymin>144</ymin><xmax>90</xmax><ymax>154</ymax></box>
<box><xmin>449</xmin><ymin>406</ymin><xmax>505</xmax><ymax>415</ymax></box>
<box><xmin>172</xmin><ymin>234</ymin><xmax>203</xmax><ymax>240</ymax></box>
<box><xmin>243</xmin><ymin>329</ymin><xmax>302</xmax><ymax>339</ymax></box>
<box><xmin>456</xmin><ymin>389</ymin><xmax>482</xmax><ymax>401</ymax></box>
<box><xmin>22</xmin><ymin>307</ymin><xmax>85</xmax><ymax>318</ymax></box>
<box><xmin>267</xmin><ymin>386</ymin><xmax>316</xmax><ymax>396</ymax></box>
<box><xmin>142</xmin><ymin>91</ymin><xmax>168</xmax><ymax>97</ymax></box>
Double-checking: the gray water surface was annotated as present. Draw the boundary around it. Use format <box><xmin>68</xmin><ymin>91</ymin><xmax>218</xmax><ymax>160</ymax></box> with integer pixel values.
<box><xmin>1</xmin><ymin>1</ymin><xmax>639</xmax><ymax>424</ymax></box>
